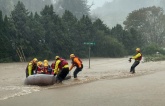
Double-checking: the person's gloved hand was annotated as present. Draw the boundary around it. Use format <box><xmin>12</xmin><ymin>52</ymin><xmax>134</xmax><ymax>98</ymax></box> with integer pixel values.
<box><xmin>128</xmin><ymin>58</ymin><xmax>132</xmax><ymax>62</ymax></box>
<box><xmin>54</xmin><ymin>73</ymin><xmax>56</xmax><ymax>76</ymax></box>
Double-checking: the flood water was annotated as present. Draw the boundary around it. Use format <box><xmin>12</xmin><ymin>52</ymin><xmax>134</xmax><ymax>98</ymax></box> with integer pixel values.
<box><xmin>0</xmin><ymin>58</ymin><xmax>164</xmax><ymax>101</ymax></box>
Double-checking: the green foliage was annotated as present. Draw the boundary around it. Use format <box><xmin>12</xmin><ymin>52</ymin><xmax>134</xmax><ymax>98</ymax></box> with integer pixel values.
<box><xmin>124</xmin><ymin>6</ymin><xmax>165</xmax><ymax>47</ymax></box>
<box><xmin>0</xmin><ymin>0</ymin><xmax>52</xmax><ymax>16</ymax></box>
<box><xmin>61</xmin><ymin>10</ymin><xmax>79</xmax><ymax>55</ymax></box>
<box><xmin>2</xmin><ymin>1</ymin><xmax>164</xmax><ymax>62</ymax></box>
<box><xmin>110</xmin><ymin>24</ymin><xmax>144</xmax><ymax>55</ymax></box>
<box><xmin>0</xmin><ymin>0</ymin><xmax>14</xmax><ymax>16</ymax></box>
<box><xmin>20</xmin><ymin>0</ymin><xmax>52</xmax><ymax>13</ymax></box>
<box><xmin>0</xmin><ymin>11</ymin><xmax>15</xmax><ymax>62</ymax></box>
<box><xmin>144</xmin><ymin>54</ymin><xmax>165</xmax><ymax>62</ymax></box>
<box><xmin>78</xmin><ymin>15</ymin><xmax>94</xmax><ymax>42</ymax></box>
<box><xmin>0</xmin><ymin>10</ymin><xmax>2</xmax><ymax>30</ymax></box>
<box><xmin>142</xmin><ymin>43</ymin><xmax>165</xmax><ymax>55</ymax></box>
<box><xmin>54</xmin><ymin>0</ymin><xmax>90</xmax><ymax>19</ymax></box>
<box><xmin>93</xmin><ymin>31</ymin><xmax>126</xmax><ymax>57</ymax></box>
<box><xmin>93</xmin><ymin>19</ymin><xmax>110</xmax><ymax>34</ymax></box>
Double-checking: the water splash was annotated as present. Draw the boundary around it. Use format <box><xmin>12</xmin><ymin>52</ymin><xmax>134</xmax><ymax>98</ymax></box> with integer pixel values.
<box><xmin>0</xmin><ymin>86</ymin><xmax>41</xmax><ymax>100</ymax></box>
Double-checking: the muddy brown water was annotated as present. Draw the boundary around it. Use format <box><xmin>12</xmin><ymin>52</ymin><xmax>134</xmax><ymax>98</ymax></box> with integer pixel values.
<box><xmin>0</xmin><ymin>58</ymin><xmax>164</xmax><ymax>101</ymax></box>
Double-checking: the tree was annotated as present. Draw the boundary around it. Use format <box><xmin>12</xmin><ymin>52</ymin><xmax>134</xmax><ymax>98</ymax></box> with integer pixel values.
<box><xmin>0</xmin><ymin>0</ymin><xmax>14</xmax><ymax>16</ymax></box>
<box><xmin>10</xmin><ymin>1</ymin><xmax>30</xmax><ymax>61</ymax></box>
<box><xmin>78</xmin><ymin>15</ymin><xmax>94</xmax><ymax>42</ymax></box>
<box><xmin>0</xmin><ymin>10</ymin><xmax>3</xmax><ymax>32</ymax></box>
<box><xmin>0</xmin><ymin>11</ymin><xmax>14</xmax><ymax>62</ymax></box>
<box><xmin>111</xmin><ymin>24</ymin><xmax>125</xmax><ymax>43</ymax></box>
<box><xmin>0</xmin><ymin>10</ymin><xmax>5</xmax><ymax>61</ymax></box>
<box><xmin>61</xmin><ymin>10</ymin><xmax>79</xmax><ymax>55</ymax></box>
<box><xmin>0</xmin><ymin>0</ymin><xmax>53</xmax><ymax>16</ymax></box>
<box><xmin>93</xmin><ymin>18</ymin><xmax>110</xmax><ymax>35</ymax></box>
<box><xmin>92</xmin><ymin>31</ymin><xmax>126</xmax><ymax>57</ymax></box>
<box><xmin>128</xmin><ymin>28</ymin><xmax>144</xmax><ymax>54</ymax></box>
<box><xmin>40</xmin><ymin>5</ymin><xmax>71</xmax><ymax>58</ymax></box>
<box><xmin>54</xmin><ymin>0</ymin><xmax>90</xmax><ymax>19</ymax></box>
<box><xmin>91</xmin><ymin>19</ymin><xmax>126</xmax><ymax>57</ymax></box>
<box><xmin>160</xmin><ymin>0</ymin><xmax>165</xmax><ymax>11</ymax></box>
<box><xmin>111</xmin><ymin>24</ymin><xmax>144</xmax><ymax>54</ymax></box>
<box><xmin>76</xmin><ymin>15</ymin><xmax>94</xmax><ymax>57</ymax></box>
<box><xmin>62</xmin><ymin>10</ymin><xmax>78</xmax><ymax>36</ymax></box>
<box><xmin>20</xmin><ymin>0</ymin><xmax>52</xmax><ymax>13</ymax></box>
<box><xmin>24</xmin><ymin>12</ymin><xmax>46</xmax><ymax>59</ymax></box>
<box><xmin>124</xmin><ymin>6</ymin><xmax>165</xmax><ymax>46</ymax></box>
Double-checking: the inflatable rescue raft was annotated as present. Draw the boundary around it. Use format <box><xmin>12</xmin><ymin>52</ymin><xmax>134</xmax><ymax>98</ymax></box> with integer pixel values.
<box><xmin>24</xmin><ymin>73</ymin><xmax>71</xmax><ymax>86</ymax></box>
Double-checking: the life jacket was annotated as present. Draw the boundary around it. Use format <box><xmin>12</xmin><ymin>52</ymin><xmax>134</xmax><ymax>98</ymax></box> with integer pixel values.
<box><xmin>37</xmin><ymin>66</ymin><xmax>43</xmax><ymax>71</ymax></box>
<box><xmin>43</xmin><ymin>66</ymin><xmax>50</xmax><ymax>74</ymax></box>
<box><xmin>72</xmin><ymin>57</ymin><xmax>82</xmax><ymax>67</ymax></box>
<box><xmin>51</xmin><ymin>63</ymin><xmax>55</xmax><ymax>69</ymax></box>
<box><xmin>58</xmin><ymin>58</ymin><xmax>68</xmax><ymax>70</ymax></box>
<box><xmin>135</xmin><ymin>53</ymin><xmax>142</xmax><ymax>61</ymax></box>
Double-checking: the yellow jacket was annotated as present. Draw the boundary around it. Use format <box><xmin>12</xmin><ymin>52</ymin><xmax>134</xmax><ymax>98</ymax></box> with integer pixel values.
<box><xmin>28</xmin><ymin>61</ymin><xmax>33</xmax><ymax>75</ymax></box>
<box><xmin>132</xmin><ymin>53</ymin><xmax>142</xmax><ymax>60</ymax></box>
<box><xmin>54</xmin><ymin>60</ymin><xmax>69</xmax><ymax>74</ymax></box>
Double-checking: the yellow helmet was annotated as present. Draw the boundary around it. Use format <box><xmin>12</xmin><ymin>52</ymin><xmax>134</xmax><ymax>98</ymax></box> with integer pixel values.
<box><xmin>33</xmin><ymin>58</ymin><xmax>38</xmax><ymax>62</ymax></box>
<box><xmin>55</xmin><ymin>56</ymin><xmax>60</xmax><ymax>60</ymax></box>
<box><xmin>136</xmin><ymin>48</ymin><xmax>140</xmax><ymax>52</ymax></box>
<box><xmin>44</xmin><ymin>59</ymin><xmax>48</xmax><ymax>63</ymax></box>
<box><xmin>70</xmin><ymin>54</ymin><xmax>75</xmax><ymax>58</ymax></box>
<box><xmin>37</xmin><ymin>61</ymin><xmax>42</xmax><ymax>66</ymax></box>
<box><xmin>44</xmin><ymin>63</ymin><xmax>48</xmax><ymax>67</ymax></box>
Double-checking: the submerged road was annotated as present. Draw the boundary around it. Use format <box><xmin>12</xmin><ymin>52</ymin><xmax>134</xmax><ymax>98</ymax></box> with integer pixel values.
<box><xmin>0</xmin><ymin>70</ymin><xmax>165</xmax><ymax>106</ymax></box>
<box><xmin>0</xmin><ymin>58</ymin><xmax>165</xmax><ymax>106</ymax></box>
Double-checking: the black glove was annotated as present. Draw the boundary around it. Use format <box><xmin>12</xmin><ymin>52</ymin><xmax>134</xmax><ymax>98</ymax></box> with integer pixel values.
<box><xmin>128</xmin><ymin>58</ymin><xmax>132</xmax><ymax>62</ymax></box>
<box><xmin>54</xmin><ymin>73</ymin><xmax>56</xmax><ymax>76</ymax></box>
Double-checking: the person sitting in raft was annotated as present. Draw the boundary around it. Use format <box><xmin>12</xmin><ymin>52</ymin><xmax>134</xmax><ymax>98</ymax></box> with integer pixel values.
<box><xmin>43</xmin><ymin>60</ymin><xmax>52</xmax><ymax>74</ymax></box>
<box><xmin>36</xmin><ymin>61</ymin><xmax>44</xmax><ymax>74</ymax></box>
<box><xmin>51</xmin><ymin>62</ymin><xmax>55</xmax><ymax>75</ymax></box>
<box><xmin>25</xmin><ymin>58</ymin><xmax>38</xmax><ymax>77</ymax></box>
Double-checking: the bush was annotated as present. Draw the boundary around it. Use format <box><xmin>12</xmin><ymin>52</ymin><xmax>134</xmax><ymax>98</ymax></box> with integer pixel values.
<box><xmin>142</xmin><ymin>44</ymin><xmax>165</xmax><ymax>55</ymax></box>
<box><xmin>0</xmin><ymin>57</ymin><xmax>13</xmax><ymax>63</ymax></box>
<box><xmin>144</xmin><ymin>54</ymin><xmax>165</xmax><ymax>62</ymax></box>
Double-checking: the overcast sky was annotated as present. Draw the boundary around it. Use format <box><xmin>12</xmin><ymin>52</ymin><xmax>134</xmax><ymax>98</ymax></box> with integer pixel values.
<box><xmin>87</xmin><ymin>0</ymin><xmax>113</xmax><ymax>10</ymax></box>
